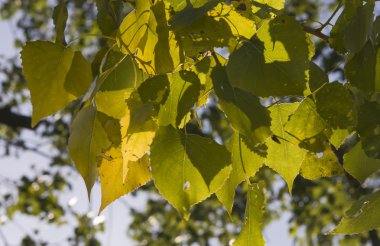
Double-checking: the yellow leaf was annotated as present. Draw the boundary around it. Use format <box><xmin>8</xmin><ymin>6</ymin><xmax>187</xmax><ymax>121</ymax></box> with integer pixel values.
<box><xmin>98</xmin><ymin>146</ymin><xmax>151</xmax><ymax>212</ymax></box>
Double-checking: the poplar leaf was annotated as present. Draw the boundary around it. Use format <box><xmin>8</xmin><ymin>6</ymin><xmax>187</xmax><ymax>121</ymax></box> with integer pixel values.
<box><xmin>216</xmin><ymin>133</ymin><xmax>264</xmax><ymax>214</ymax></box>
<box><xmin>120</xmin><ymin>94</ymin><xmax>157</xmax><ymax>180</ymax></box>
<box><xmin>331</xmin><ymin>190</ymin><xmax>380</xmax><ymax>234</ymax></box>
<box><xmin>285</xmin><ymin>98</ymin><xmax>326</xmax><ymax>141</ymax></box>
<box><xmin>357</xmin><ymin>102</ymin><xmax>380</xmax><ymax>159</ymax></box>
<box><xmin>150</xmin><ymin>125</ymin><xmax>231</xmax><ymax>218</ymax></box>
<box><xmin>117</xmin><ymin>0</ymin><xmax>181</xmax><ymax>74</ymax></box>
<box><xmin>227</xmin><ymin>15</ymin><xmax>313</xmax><ymax>97</ymax></box>
<box><xmin>98</xmin><ymin>146</ymin><xmax>151</xmax><ymax>212</ymax></box>
<box><xmin>315</xmin><ymin>82</ymin><xmax>357</xmax><ymax>130</ymax></box>
<box><xmin>21</xmin><ymin>41</ymin><xmax>92</xmax><ymax>126</ymax></box>
<box><xmin>68</xmin><ymin>106</ymin><xmax>111</xmax><ymax>195</ymax></box>
<box><xmin>265</xmin><ymin>103</ymin><xmax>306</xmax><ymax>192</ymax></box>
<box><xmin>158</xmin><ymin>71</ymin><xmax>201</xmax><ymax>127</ymax></box>
<box><xmin>212</xmin><ymin>65</ymin><xmax>271</xmax><ymax>147</ymax></box>
<box><xmin>300</xmin><ymin>149</ymin><xmax>344</xmax><ymax>180</ymax></box>
<box><xmin>344</xmin><ymin>142</ymin><xmax>380</xmax><ymax>183</ymax></box>
<box><xmin>233</xmin><ymin>182</ymin><xmax>265</xmax><ymax>246</ymax></box>
<box><xmin>95</xmin><ymin>89</ymin><xmax>133</xmax><ymax>119</ymax></box>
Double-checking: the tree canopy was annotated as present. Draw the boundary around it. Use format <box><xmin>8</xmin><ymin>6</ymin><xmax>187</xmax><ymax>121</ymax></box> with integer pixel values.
<box><xmin>1</xmin><ymin>0</ymin><xmax>380</xmax><ymax>245</ymax></box>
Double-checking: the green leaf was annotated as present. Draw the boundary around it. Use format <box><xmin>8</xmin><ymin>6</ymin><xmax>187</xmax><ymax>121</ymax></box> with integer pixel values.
<box><xmin>266</xmin><ymin>103</ymin><xmax>307</xmax><ymax>192</ymax></box>
<box><xmin>95</xmin><ymin>89</ymin><xmax>133</xmax><ymax>119</ymax></box>
<box><xmin>233</xmin><ymin>182</ymin><xmax>265</xmax><ymax>246</ymax></box>
<box><xmin>150</xmin><ymin>125</ymin><xmax>231</xmax><ymax>218</ymax></box>
<box><xmin>329</xmin><ymin>129</ymin><xmax>351</xmax><ymax>148</ymax></box>
<box><xmin>285</xmin><ymin>97</ymin><xmax>326</xmax><ymax>141</ymax></box>
<box><xmin>21</xmin><ymin>41</ymin><xmax>92</xmax><ymax>126</ymax></box>
<box><xmin>169</xmin><ymin>0</ymin><xmax>221</xmax><ymax>31</ymax></box>
<box><xmin>175</xmin><ymin>15</ymin><xmax>233</xmax><ymax>54</ymax></box>
<box><xmin>344</xmin><ymin>142</ymin><xmax>380</xmax><ymax>183</ymax></box>
<box><xmin>137</xmin><ymin>74</ymin><xmax>170</xmax><ymax>105</ymax></box>
<box><xmin>212</xmin><ymin>65</ymin><xmax>272</xmax><ymax>147</ymax></box>
<box><xmin>300</xmin><ymin>149</ymin><xmax>344</xmax><ymax>180</ymax></box>
<box><xmin>98</xmin><ymin>146</ymin><xmax>151</xmax><ymax>212</ymax></box>
<box><xmin>315</xmin><ymin>82</ymin><xmax>357</xmax><ymax>130</ymax></box>
<box><xmin>330</xmin><ymin>190</ymin><xmax>380</xmax><ymax>234</ymax></box>
<box><xmin>68</xmin><ymin>106</ymin><xmax>111</xmax><ymax>195</ymax></box>
<box><xmin>95</xmin><ymin>0</ymin><xmax>123</xmax><ymax>35</ymax></box>
<box><xmin>158</xmin><ymin>71</ymin><xmax>201</xmax><ymax>127</ymax></box>
<box><xmin>345</xmin><ymin>41</ymin><xmax>380</xmax><ymax>92</ymax></box>
<box><xmin>216</xmin><ymin>133</ymin><xmax>264</xmax><ymax>214</ymax></box>
<box><xmin>308</xmin><ymin>62</ymin><xmax>328</xmax><ymax>92</ymax></box>
<box><xmin>227</xmin><ymin>14</ymin><xmax>313</xmax><ymax>97</ymax></box>
<box><xmin>330</xmin><ymin>2</ymin><xmax>374</xmax><ymax>54</ymax></box>
<box><xmin>65</xmin><ymin>51</ymin><xmax>93</xmax><ymax>97</ymax></box>
<box><xmin>357</xmin><ymin>101</ymin><xmax>380</xmax><ymax>159</ymax></box>
<box><xmin>99</xmin><ymin>51</ymin><xmax>146</xmax><ymax>91</ymax></box>
<box><xmin>192</xmin><ymin>55</ymin><xmax>226</xmax><ymax>106</ymax></box>
<box><xmin>116</xmin><ymin>0</ymin><xmax>181</xmax><ymax>74</ymax></box>
<box><xmin>52</xmin><ymin>2</ymin><xmax>68</xmax><ymax>44</ymax></box>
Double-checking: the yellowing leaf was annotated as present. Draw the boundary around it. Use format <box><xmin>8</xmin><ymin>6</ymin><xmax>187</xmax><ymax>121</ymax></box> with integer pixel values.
<box><xmin>300</xmin><ymin>149</ymin><xmax>344</xmax><ymax>180</ymax></box>
<box><xmin>120</xmin><ymin>94</ymin><xmax>157</xmax><ymax>180</ymax></box>
<box><xmin>216</xmin><ymin>133</ymin><xmax>264</xmax><ymax>214</ymax></box>
<box><xmin>68</xmin><ymin>106</ymin><xmax>111</xmax><ymax>195</ymax></box>
<box><xmin>211</xmin><ymin>3</ymin><xmax>256</xmax><ymax>39</ymax></box>
<box><xmin>150</xmin><ymin>125</ymin><xmax>231</xmax><ymax>219</ymax></box>
<box><xmin>98</xmin><ymin>146</ymin><xmax>151</xmax><ymax>212</ymax></box>
<box><xmin>117</xmin><ymin>0</ymin><xmax>181</xmax><ymax>74</ymax></box>
<box><xmin>21</xmin><ymin>41</ymin><xmax>92</xmax><ymax>126</ymax></box>
<box><xmin>233</xmin><ymin>182</ymin><xmax>265</xmax><ymax>246</ymax></box>
<box><xmin>95</xmin><ymin>89</ymin><xmax>133</xmax><ymax>119</ymax></box>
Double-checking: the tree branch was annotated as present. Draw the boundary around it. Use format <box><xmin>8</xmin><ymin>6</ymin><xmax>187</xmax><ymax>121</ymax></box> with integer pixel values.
<box><xmin>302</xmin><ymin>25</ymin><xmax>330</xmax><ymax>43</ymax></box>
<box><xmin>0</xmin><ymin>107</ymin><xmax>32</xmax><ymax>129</ymax></box>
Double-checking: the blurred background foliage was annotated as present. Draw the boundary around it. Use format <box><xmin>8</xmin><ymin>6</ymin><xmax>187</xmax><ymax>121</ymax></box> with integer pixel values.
<box><xmin>0</xmin><ymin>0</ymin><xmax>379</xmax><ymax>245</ymax></box>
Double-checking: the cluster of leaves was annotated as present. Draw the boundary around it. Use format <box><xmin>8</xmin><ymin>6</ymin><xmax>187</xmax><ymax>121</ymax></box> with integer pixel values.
<box><xmin>16</xmin><ymin>0</ymin><xmax>380</xmax><ymax>244</ymax></box>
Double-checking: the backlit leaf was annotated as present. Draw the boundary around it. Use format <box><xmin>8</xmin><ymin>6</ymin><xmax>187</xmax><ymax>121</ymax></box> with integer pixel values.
<box><xmin>331</xmin><ymin>190</ymin><xmax>380</xmax><ymax>234</ymax></box>
<box><xmin>216</xmin><ymin>133</ymin><xmax>264</xmax><ymax>214</ymax></box>
<box><xmin>285</xmin><ymin>97</ymin><xmax>326</xmax><ymax>141</ymax></box>
<box><xmin>212</xmin><ymin>65</ymin><xmax>272</xmax><ymax>147</ymax></box>
<box><xmin>344</xmin><ymin>142</ymin><xmax>380</xmax><ymax>183</ymax></box>
<box><xmin>117</xmin><ymin>0</ymin><xmax>181</xmax><ymax>74</ymax></box>
<box><xmin>98</xmin><ymin>146</ymin><xmax>151</xmax><ymax>212</ymax></box>
<box><xmin>21</xmin><ymin>41</ymin><xmax>92</xmax><ymax>126</ymax></box>
<box><xmin>266</xmin><ymin>103</ymin><xmax>306</xmax><ymax>192</ymax></box>
<box><xmin>233</xmin><ymin>182</ymin><xmax>265</xmax><ymax>246</ymax></box>
<box><xmin>346</xmin><ymin>41</ymin><xmax>380</xmax><ymax>92</ymax></box>
<box><xmin>158</xmin><ymin>71</ymin><xmax>201</xmax><ymax>127</ymax></box>
<box><xmin>300</xmin><ymin>149</ymin><xmax>344</xmax><ymax>180</ymax></box>
<box><xmin>68</xmin><ymin>106</ymin><xmax>111</xmax><ymax>195</ymax></box>
<box><xmin>357</xmin><ymin>101</ymin><xmax>380</xmax><ymax>159</ymax></box>
<box><xmin>227</xmin><ymin>15</ymin><xmax>313</xmax><ymax>97</ymax></box>
<box><xmin>315</xmin><ymin>82</ymin><xmax>357</xmax><ymax>130</ymax></box>
<box><xmin>150</xmin><ymin>125</ymin><xmax>231</xmax><ymax>218</ymax></box>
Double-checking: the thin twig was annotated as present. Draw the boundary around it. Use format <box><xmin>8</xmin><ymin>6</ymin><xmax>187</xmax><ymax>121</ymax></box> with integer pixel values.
<box><xmin>318</xmin><ymin>1</ymin><xmax>342</xmax><ymax>31</ymax></box>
